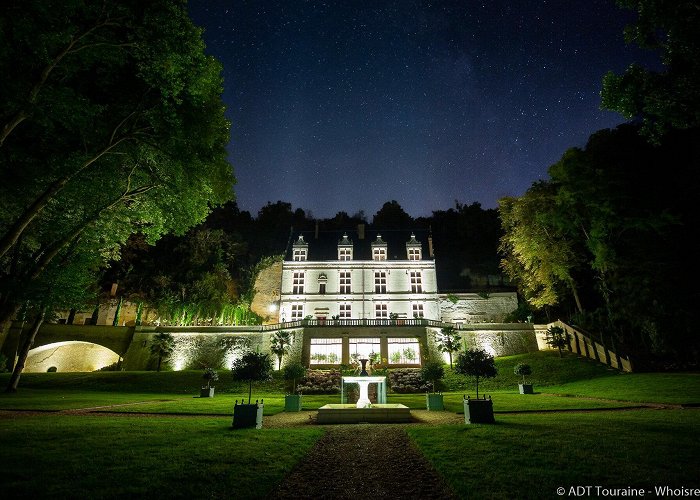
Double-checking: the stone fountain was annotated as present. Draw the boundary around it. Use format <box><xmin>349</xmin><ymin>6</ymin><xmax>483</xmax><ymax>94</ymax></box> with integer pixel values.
<box><xmin>316</xmin><ymin>358</ymin><xmax>411</xmax><ymax>423</ymax></box>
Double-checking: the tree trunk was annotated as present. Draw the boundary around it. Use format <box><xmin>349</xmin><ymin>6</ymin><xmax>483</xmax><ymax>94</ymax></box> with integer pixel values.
<box><xmin>248</xmin><ymin>381</ymin><xmax>253</xmax><ymax>404</ymax></box>
<box><xmin>5</xmin><ymin>307</ymin><xmax>46</xmax><ymax>393</ymax></box>
<box><xmin>475</xmin><ymin>375</ymin><xmax>480</xmax><ymax>399</ymax></box>
<box><xmin>156</xmin><ymin>356</ymin><xmax>162</xmax><ymax>372</ymax></box>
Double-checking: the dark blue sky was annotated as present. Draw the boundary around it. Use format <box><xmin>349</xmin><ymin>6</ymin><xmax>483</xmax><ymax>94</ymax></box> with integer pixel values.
<box><xmin>188</xmin><ymin>0</ymin><xmax>657</xmax><ymax>219</ymax></box>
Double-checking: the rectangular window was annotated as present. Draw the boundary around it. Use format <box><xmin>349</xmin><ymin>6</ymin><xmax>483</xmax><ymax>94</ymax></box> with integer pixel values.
<box><xmin>292</xmin><ymin>272</ymin><xmax>305</xmax><ymax>294</ymax></box>
<box><xmin>374</xmin><ymin>271</ymin><xmax>387</xmax><ymax>293</ymax></box>
<box><xmin>373</xmin><ymin>248</ymin><xmax>386</xmax><ymax>261</ymax></box>
<box><xmin>410</xmin><ymin>271</ymin><xmax>422</xmax><ymax>293</ymax></box>
<box><xmin>319</xmin><ymin>283</ymin><xmax>326</xmax><ymax>294</ymax></box>
<box><xmin>339</xmin><ymin>271</ymin><xmax>351</xmax><ymax>294</ymax></box>
<box><xmin>388</xmin><ymin>338</ymin><xmax>421</xmax><ymax>365</ymax></box>
<box><xmin>293</xmin><ymin>249</ymin><xmax>307</xmax><ymax>261</ymax></box>
<box><xmin>291</xmin><ymin>304</ymin><xmax>304</xmax><ymax>321</ymax></box>
<box><xmin>412</xmin><ymin>303</ymin><xmax>424</xmax><ymax>318</ymax></box>
<box><xmin>338</xmin><ymin>248</ymin><xmax>352</xmax><ymax>261</ymax></box>
<box><xmin>375</xmin><ymin>303</ymin><xmax>388</xmax><ymax>319</ymax></box>
<box><xmin>349</xmin><ymin>337</ymin><xmax>381</xmax><ymax>361</ymax></box>
<box><xmin>339</xmin><ymin>303</ymin><xmax>351</xmax><ymax>318</ymax></box>
<box><xmin>310</xmin><ymin>338</ymin><xmax>342</xmax><ymax>365</ymax></box>
<box><xmin>408</xmin><ymin>248</ymin><xmax>421</xmax><ymax>260</ymax></box>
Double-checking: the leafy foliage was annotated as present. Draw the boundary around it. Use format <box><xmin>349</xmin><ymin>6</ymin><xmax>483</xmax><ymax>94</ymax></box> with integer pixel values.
<box><xmin>202</xmin><ymin>368</ymin><xmax>219</xmax><ymax>389</ymax></box>
<box><xmin>388</xmin><ymin>369</ymin><xmax>431</xmax><ymax>393</ymax></box>
<box><xmin>420</xmin><ymin>361</ymin><xmax>445</xmax><ymax>393</ymax></box>
<box><xmin>231</xmin><ymin>351</ymin><xmax>273</xmax><ymax>404</ymax></box>
<box><xmin>296</xmin><ymin>370</ymin><xmax>341</xmax><ymax>394</ymax></box>
<box><xmin>513</xmin><ymin>363</ymin><xmax>532</xmax><ymax>384</ymax></box>
<box><xmin>546</xmin><ymin>326</ymin><xmax>570</xmax><ymax>358</ymax></box>
<box><xmin>433</xmin><ymin>327</ymin><xmax>462</xmax><ymax>368</ymax></box>
<box><xmin>454</xmin><ymin>348</ymin><xmax>498</xmax><ymax>398</ymax></box>
<box><xmin>601</xmin><ymin>0</ymin><xmax>700</xmax><ymax>141</ymax></box>
<box><xmin>282</xmin><ymin>361</ymin><xmax>306</xmax><ymax>394</ymax></box>
<box><xmin>270</xmin><ymin>330</ymin><xmax>294</xmax><ymax>370</ymax></box>
<box><xmin>149</xmin><ymin>333</ymin><xmax>176</xmax><ymax>372</ymax></box>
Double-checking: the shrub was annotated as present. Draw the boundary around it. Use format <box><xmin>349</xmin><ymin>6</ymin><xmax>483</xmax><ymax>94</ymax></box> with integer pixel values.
<box><xmin>203</xmin><ymin>368</ymin><xmax>219</xmax><ymax>389</ymax></box>
<box><xmin>231</xmin><ymin>351</ymin><xmax>273</xmax><ymax>403</ymax></box>
<box><xmin>454</xmin><ymin>348</ymin><xmax>498</xmax><ymax>398</ymax></box>
<box><xmin>388</xmin><ymin>369</ymin><xmax>431</xmax><ymax>393</ymax></box>
<box><xmin>513</xmin><ymin>363</ymin><xmax>532</xmax><ymax>384</ymax></box>
<box><xmin>283</xmin><ymin>361</ymin><xmax>306</xmax><ymax>394</ymax></box>
<box><xmin>420</xmin><ymin>361</ymin><xmax>445</xmax><ymax>393</ymax></box>
<box><xmin>296</xmin><ymin>369</ymin><xmax>341</xmax><ymax>394</ymax></box>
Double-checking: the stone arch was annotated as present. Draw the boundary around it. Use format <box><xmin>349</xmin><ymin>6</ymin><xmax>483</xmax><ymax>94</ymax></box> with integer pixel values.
<box><xmin>24</xmin><ymin>341</ymin><xmax>120</xmax><ymax>373</ymax></box>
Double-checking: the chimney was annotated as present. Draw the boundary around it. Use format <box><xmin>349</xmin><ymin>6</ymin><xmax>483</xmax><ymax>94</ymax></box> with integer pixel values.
<box><xmin>357</xmin><ymin>223</ymin><xmax>365</xmax><ymax>240</ymax></box>
<box><xmin>428</xmin><ymin>235</ymin><xmax>434</xmax><ymax>258</ymax></box>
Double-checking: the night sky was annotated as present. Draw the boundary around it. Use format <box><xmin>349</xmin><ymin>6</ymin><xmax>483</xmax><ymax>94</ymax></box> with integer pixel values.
<box><xmin>187</xmin><ymin>0</ymin><xmax>658</xmax><ymax>219</ymax></box>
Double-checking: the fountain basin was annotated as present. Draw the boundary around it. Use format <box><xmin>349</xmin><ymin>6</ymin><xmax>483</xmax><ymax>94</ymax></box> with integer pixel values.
<box><xmin>316</xmin><ymin>404</ymin><xmax>411</xmax><ymax>424</ymax></box>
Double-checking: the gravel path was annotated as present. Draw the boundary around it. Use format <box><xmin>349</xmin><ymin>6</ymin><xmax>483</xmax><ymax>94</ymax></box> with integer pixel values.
<box><xmin>271</xmin><ymin>424</ymin><xmax>458</xmax><ymax>500</ymax></box>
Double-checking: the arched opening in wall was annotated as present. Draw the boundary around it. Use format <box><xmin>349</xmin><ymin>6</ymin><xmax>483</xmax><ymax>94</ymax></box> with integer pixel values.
<box><xmin>24</xmin><ymin>341</ymin><xmax>120</xmax><ymax>373</ymax></box>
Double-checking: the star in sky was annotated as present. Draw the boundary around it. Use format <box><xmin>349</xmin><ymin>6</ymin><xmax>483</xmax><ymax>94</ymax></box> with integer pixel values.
<box><xmin>188</xmin><ymin>0</ymin><xmax>659</xmax><ymax>218</ymax></box>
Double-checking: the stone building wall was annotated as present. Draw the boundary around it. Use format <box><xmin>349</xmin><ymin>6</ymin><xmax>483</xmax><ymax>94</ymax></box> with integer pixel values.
<box><xmin>438</xmin><ymin>292</ymin><xmax>518</xmax><ymax>324</ymax></box>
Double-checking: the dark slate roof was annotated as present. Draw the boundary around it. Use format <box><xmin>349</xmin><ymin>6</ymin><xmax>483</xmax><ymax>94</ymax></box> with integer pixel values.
<box><xmin>284</xmin><ymin>227</ymin><xmax>433</xmax><ymax>261</ymax></box>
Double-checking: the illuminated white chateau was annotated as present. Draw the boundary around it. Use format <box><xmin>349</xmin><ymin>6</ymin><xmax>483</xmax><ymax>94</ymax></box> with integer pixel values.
<box><xmin>279</xmin><ymin>232</ymin><xmax>438</xmax><ymax>323</ymax></box>
<box><xmin>278</xmin><ymin>229</ymin><xmax>519</xmax><ymax>368</ymax></box>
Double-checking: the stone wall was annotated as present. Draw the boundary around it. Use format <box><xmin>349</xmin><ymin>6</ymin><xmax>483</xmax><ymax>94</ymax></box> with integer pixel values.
<box><xmin>250</xmin><ymin>259</ymin><xmax>283</xmax><ymax>324</ymax></box>
<box><xmin>438</xmin><ymin>292</ymin><xmax>518</xmax><ymax>323</ymax></box>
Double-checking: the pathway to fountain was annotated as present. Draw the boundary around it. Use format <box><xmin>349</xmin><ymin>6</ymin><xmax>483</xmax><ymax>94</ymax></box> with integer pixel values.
<box><xmin>271</xmin><ymin>424</ymin><xmax>458</xmax><ymax>500</ymax></box>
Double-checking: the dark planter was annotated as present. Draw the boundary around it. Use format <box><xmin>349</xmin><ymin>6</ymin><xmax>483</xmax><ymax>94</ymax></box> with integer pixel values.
<box><xmin>463</xmin><ymin>396</ymin><xmax>495</xmax><ymax>424</ymax></box>
<box><xmin>200</xmin><ymin>387</ymin><xmax>215</xmax><ymax>398</ymax></box>
<box><xmin>285</xmin><ymin>394</ymin><xmax>302</xmax><ymax>412</ymax></box>
<box><xmin>426</xmin><ymin>393</ymin><xmax>444</xmax><ymax>411</ymax></box>
<box><xmin>232</xmin><ymin>402</ymin><xmax>264</xmax><ymax>429</ymax></box>
<box><xmin>519</xmin><ymin>383</ymin><xmax>534</xmax><ymax>394</ymax></box>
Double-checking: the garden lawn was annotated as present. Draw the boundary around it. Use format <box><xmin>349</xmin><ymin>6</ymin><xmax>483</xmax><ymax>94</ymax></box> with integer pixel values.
<box><xmin>408</xmin><ymin>409</ymin><xmax>700</xmax><ymax>500</ymax></box>
<box><xmin>0</xmin><ymin>415</ymin><xmax>323</xmax><ymax>499</ymax></box>
<box><xmin>544</xmin><ymin>372</ymin><xmax>700</xmax><ymax>405</ymax></box>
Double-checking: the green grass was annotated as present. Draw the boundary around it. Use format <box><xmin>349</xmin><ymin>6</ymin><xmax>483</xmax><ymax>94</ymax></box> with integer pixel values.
<box><xmin>0</xmin><ymin>354</ymin><xmax>698</xmax><ymax>499</ymax></box>
<box><xmin>0</xmin><ymin>415</ymin><xmax>323</xmax><ymax>499</ymax></box>
<box><xmin>408</xmin><ymin>409</ymin><xmax>700</xmax><ymax>499</ymax></box>
<box><xmin>544</xmin><ymin>372</ymin><xmax>700</xmax><ymax>405</ymax></box>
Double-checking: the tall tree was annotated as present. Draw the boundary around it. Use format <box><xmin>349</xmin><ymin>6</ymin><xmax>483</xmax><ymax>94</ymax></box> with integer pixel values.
<box><xmin>601</xmin><ymin>0</ymin><xmax>700</xmax><ymax>140</ymax></box>
<box><xmin>0</xmin><ymin>1</ymin><xmax>233</xmax><ymax>334</ymax></box>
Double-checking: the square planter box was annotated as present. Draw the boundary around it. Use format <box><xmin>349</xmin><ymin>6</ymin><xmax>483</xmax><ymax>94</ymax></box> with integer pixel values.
<box><xmin>426</xmin><ymin>393</ymin><xmax>444</xmax><ymax>411</ymax></box>
<box><xmin>285</xmin><ymin>394</ymin><xmax>302</xmax><ymax>412</ymax></box>
<box><xmin>519</xmin><ymin>383</ymin><xmax>534</xmax><ymax>394</ymax></box>
<box><xmin>232</xmin><ymin>403</ymin><xmax>264</xmax><ymax>429</ymax></box>
<box><xmin>200</xmin><ymin>387</ymin><xmax>215</xmax><ymax>398</ymax></box>
<box><xmin>463</xmin><ymin>397</ymin><xmax>495</xmax><ymax>424</ymax></box>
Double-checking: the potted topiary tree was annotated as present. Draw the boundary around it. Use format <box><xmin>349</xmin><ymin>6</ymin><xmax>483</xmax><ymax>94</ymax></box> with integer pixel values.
<box><xmin>421</xmin><ymin>360</ymin><xmax>445</xmax><ymax>411</ymax></box>
<box><xmin>514</xmin><ymin>363</ymin><xmax>533</xmax><ymax>394</ymax></box>
<box><xmin>231</xmin><ymin>351</ymin><xmax>273</xmax><ymax>429</ymax></box>
<box><xmin>283</xmin><ymin>361</ymin><xmax>306</xmax><ymax>411</ymax></box>
<box><xmin>201</xmin><ymin>367</ymin><xmax>219</xmax><ymax>398</ymax></box>
<box><xmin>455</xmin><ymin>348</ymin><xmax>498</xmax><ymax>424</ymax></box>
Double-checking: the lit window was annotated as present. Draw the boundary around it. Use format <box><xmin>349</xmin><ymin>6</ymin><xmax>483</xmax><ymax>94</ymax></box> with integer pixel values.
<box><xmin>291</xmin><ymin>304</ymin><xmax>304</xmax><ymax>321</ymax></box>
<box><xmin>412</xmin><ymin>303</ymin><xmax>424</xmax><ymax>318</ymax></box>
<box><xmin>374</xmin><ymin>272</ymin><xmax>387</xmax><ymax>293</ymax></box>
<box><xmin>349</xmin><ymin>337</ymin><xmax>380</xmax><ymax>360</ymax></box>
<box><xmin>310</xmin><ymin>338</ymin><xmax>342</xmax><ymax>365</ymax></box>
<box><xmin>408</xmin><ymin>248</ymin><xmax>421</xmax><ymax>260</ymax></box>
<box><xmin>410</xmin><ymin>271</ymin><xmax>422</xmax><ymax>293</ymax></box>
<box><xmin>375</xmin><ymin>303</ymin><xmax>388</xmax><ymax>319</ymax></box>
<box><xmin>339</xmin><ymin>271</ymin><xmax>351</xmax><ymax>294</ymax></box>
<box><xmin>339</xmin><ymin>248</ymin><xmax>352</xmax><ymax>261</ymax></box>
<box><xmin>339</xmin><ymin>303</ymin><xmax>351</xmax><ymax>318</ymax></box>
<box><xmin>292</xmin><ymin>272</ymin><xmax>305</xmax><ymax>294</ymax></box>
<box><xmin>293</xmin><ymin>249</ymin><xmax>307</xmax><ymax>261</ymax></box>
<box><xmin>373</xmin><ymin>248</ymin><xmax>386</xmax><ymax>261</ymax></box>
<box><xmin>388</xmin><ymin>338</ymin><xmax>421</xmax><ymax>365</ymax></box>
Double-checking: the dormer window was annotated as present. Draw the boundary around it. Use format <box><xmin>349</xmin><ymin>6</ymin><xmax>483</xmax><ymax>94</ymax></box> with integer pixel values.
<box><xmin>372</xmin><ymin>234</ymin><xmax>387</xmax><ymax>261</ymax></box>
<box><xmin>292</xmin><ymin>235</ymin><xmax>308</xmax><ymax>261</ymax></box>
<box><xmin>338</xmin><ymin>233</ymin><xmax>353</xmax><ymax>260</ymax></box>
<box><xmin>406</xmin><ymin>233</ymin><xmax>422</xmax><ymax>260</ymax></box>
